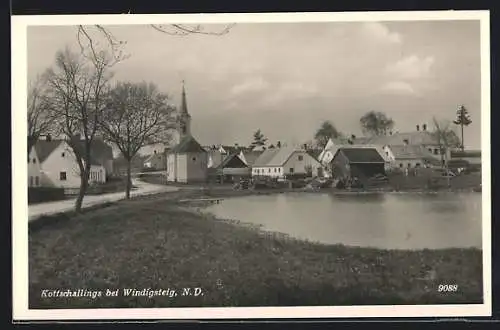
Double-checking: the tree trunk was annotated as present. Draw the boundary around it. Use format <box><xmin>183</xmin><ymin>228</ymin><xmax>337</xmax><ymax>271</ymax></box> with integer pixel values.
<box><xmin>461</xmin><ymin>123</ymin><xmax>465</xmax><ymax>151</ymax></box>
<box><xmin>126</xmin><ymin>158</ymin><xmax>132</xmax><ymax>199</ymax></box>
<box><xmin>75</xmin><ymin>165</ymin><xmax>90</xmax><ymax>212</ymax></box>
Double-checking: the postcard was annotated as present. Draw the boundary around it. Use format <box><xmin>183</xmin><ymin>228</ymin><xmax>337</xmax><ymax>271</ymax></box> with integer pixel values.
<box><xmin>12</xmin><ymin>10</ymin><xmax>491</xmax><ymax>321</ymax></box>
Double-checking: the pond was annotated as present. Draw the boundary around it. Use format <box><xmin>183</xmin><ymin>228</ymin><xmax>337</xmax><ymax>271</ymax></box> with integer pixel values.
<box><xmin>205</xmin><ymin>192</ymin><xmax>483</xmax><ymax>250</ymax></box>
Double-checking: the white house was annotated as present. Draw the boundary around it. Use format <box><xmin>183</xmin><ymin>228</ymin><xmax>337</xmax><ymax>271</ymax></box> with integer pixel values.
<box><xmin>382</xmin><ymin>144</ymin><xmax>442</xmax><ymax>170</ymax></box>
<box><xmin>251</xmin><ymin>146</ymin><xmax>323</xmax><ymax>178</ymax></box>
<box><xmin>27</xmin><ymin>145</ymin><xmax>42</xmax><ymax>187</ymax></box>
<box><xmin>166</xmin><ymin>135</ymin><xmax>208</xmax><ymax>183</ymax></box>
<box><xmin>31</xmin><ymin>138</ymin><xmax>112</xmax><ymax>189</ymax></box>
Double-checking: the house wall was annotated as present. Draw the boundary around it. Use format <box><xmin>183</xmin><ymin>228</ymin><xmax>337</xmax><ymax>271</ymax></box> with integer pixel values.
<box><xmin>222</xmin><ymin>168</ymin><xmax>250</xmax><ymax>176</ymax></box>
<box><xmin>390</xmin><ymin>159</ymin><xmax>428</xmax><ymax>169</ymax></box>
<box><xmin>40</xmin><ymin>142</ymin><xmax>82</xmax><ymax>188</ymax></box>
<box><xmin>350</xmin><ymin>163</ymin><xmax>385</xmax><ymax>178</ymax></box>
<box><xmin>282</xmin><ymin>151</ymin><xmax>321</xmax><ymax>176</ymax></box>
<box><xmin>185</xmin><ymin>152</ymin><xmax>208</xmax><ymax>183</ymax></box>
<box><xmin>251</xmin><ymin>166</ymin><xmax>284</xmax><ymax>178</ymax></box>
<box><xmin>166</xmin><ymin>153</ymin><xmax>177</xmax><ymax>182</ymax></box>
<box><xmin>166</xmin><ymin>152</ymin><xmax>207</xmax><ymax>183</ymax></box>
<box><xmin>28</xmin><ymin>147</ymin><xmax>42</xmax><ymax>187</ymax></box>
<box><xmin>383</xmin><ymin>146</ymin><xmax>439</xmax><ymax>170</ymax></box>
<box><xmin>89</xmin><ymin>165</ymin><xmax>106</xmax><ymax>184</ymax></box>
<box><xmin>208</xmin><ymin>151</ymin><xmax>225</xmax><ymax>168</ymax></box>
<box><xmin>331</xmin><ymin>151</ymin><xmax>350</xmax><ymax>179</ymax></box>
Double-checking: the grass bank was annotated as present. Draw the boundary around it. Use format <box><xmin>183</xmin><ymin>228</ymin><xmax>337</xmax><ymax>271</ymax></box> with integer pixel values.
<box><xmin>29</xmin><ymin>192</ymin><xmax>483</xmax><ymax>309</ymax></box>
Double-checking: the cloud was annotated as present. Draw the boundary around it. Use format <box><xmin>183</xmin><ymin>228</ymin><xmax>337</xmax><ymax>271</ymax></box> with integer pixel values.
<box><xmin>230</xmin><ymin>77</ymin><xmax>269</xmax><ymax>95</ymax></box>
<box><xmin>380</xmin><ymin>81</ymin><xmax>417</xmax><ymax>95</ymax></box>
<box><xmin>361</xmin><ymin>22</ymin><xmax>402</xmax><ymax>44</ymax></box>
<box><xmin>386</xmin><ymin>55</ymin><xmax>435</xmax><ymax>80</ymax></box>
<box><xmin>262</xmin><ymin>82</ymin><xmax>318</xmax><ymax>106</ymax></box>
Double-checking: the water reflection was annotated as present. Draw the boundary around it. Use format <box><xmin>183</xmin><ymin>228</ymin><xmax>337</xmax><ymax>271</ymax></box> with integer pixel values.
<box><xmin>205</xmin><ymin>192</ymin><xmax>483</xmax><ymax>250</ymax></box>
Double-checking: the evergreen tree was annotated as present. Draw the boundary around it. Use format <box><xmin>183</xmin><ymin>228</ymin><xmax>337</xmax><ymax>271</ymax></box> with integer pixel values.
<box><xmin>453</xmin><ymin>104</ymin><xmax>472</xmax><ymax>151</ymax></box>
<box><xmin>250</xmin><ymin>129</ymin><xmax>268</xmax><ymax>149</ymax></box>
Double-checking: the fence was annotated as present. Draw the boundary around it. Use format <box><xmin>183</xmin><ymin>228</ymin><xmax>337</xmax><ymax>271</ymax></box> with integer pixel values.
<box><xmin>28</xmin><ymin>187</ymin><xmax>66</xmax><ymax>204</ymax></box>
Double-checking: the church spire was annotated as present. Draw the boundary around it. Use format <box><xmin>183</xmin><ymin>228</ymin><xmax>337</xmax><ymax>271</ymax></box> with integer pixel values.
<box><xmin>180</xmin><ymin>80</ymin><xmax>189</xmax><ymax>115</ymax></box>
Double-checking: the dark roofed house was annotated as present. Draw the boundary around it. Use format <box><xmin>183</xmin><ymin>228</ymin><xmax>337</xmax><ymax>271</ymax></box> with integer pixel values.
<box><xmin>166</xmin><ymin>135</ymin><xmax>208</xmax><ymax>183</ymax></box>
<box><xmin>215</xmin><ymin>152</ymin><xmax>251</xmax><ymax>183</ymax></box>
<box><xmin>330</xmin><ymin>147</ymin><xmax>386</xmax><ymax>181</ymax></box>
<box><xmin>72</xmin><ymin>138</ymin><xmax>114</xmax><ymax>175</ymax></box>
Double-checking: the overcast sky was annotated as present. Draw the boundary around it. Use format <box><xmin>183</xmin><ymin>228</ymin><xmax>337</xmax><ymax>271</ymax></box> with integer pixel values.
<box><xmin>28</xmin><ymin>20</ymin><xmax>482</xmax><ymax>149</ymax></box>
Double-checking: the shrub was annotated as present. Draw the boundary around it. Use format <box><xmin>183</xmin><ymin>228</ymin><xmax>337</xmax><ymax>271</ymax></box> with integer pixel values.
<box><xmin>28</xmin><ymin>187</ymin><xmax>66</xmax><ymax>204</ymax></box>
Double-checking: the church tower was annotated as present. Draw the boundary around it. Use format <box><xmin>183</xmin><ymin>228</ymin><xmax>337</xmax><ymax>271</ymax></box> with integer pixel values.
<box><xmin>172</xmin><ymin>81</ymin><xmax>192</xmax><ymax>146</ymax></box>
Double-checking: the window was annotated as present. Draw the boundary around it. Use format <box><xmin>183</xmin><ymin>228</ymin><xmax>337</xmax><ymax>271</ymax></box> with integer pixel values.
<box><xmin>268</xmin><ymin>168</ymin><xmax>271</xmax><ymax>173</ymax></box>
<box><xmin>29</xmin><ymin>176</ymin><xmax>33</xmax><ymax>187</ymax></box>
<box><xmin>399</xmin><ymin>163</ymin><xmax>403</xmax><ymax>168</ymax></box>
<box><xmin>298</xmin><ymin>155</ymin><xmax>303</xmax><ymax>161</ymax></box>
<box><xmin>415</xmin><ymin>163</ymin><xmax>421</xmax><ymax>168</ymax></box>
<box><xmin>428</xmin><ymin>148</ymin><xmax>432</xmax><ymax>153</ymax></box>
<box><xmin>61</xmin><ymin>152</ymin><xmax>65</xmax><ymax>157</ymax></box>
<box><xmin>433</xmin><ymin>149</ymin><xmax>439</xmax><ymax>155</ymax></box>
<box><xmin>289</xmin><ymin>168</ymin><xmax>294</xmax><ymax>173</ymax></box>
<box><xmin>60</xmin><ymin>171</ymin><xmax>67</xmax><ymax>181</ymax></box>
<box><xmin>32</xmin><ymin>158</ymin><xmax>36</xmax><ymax>164</ymax></box>
<box><xmin>278</xmin><ymin>168</ymin><xmax>281</xmax><ymax>173</ymax></box>
<box><xmin>35</xmin><ymin>176</ymin><xmax>39</xmax><ymax>186</ymax></box>
<box><xmin>407</xmin><ymin>163</ymin><xmax>411</xmax><ymax>168</ymax></box>
<box><xmin>192</xmin><ymin>157</ymin><xmax>196</xmax><ymax>161</ymax></box>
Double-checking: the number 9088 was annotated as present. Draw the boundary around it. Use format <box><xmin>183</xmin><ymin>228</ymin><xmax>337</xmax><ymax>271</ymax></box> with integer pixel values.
<box><xmin>438</xmin><ymin>284</ymin><xmax>458</xmax><ymax>292</ymax></box>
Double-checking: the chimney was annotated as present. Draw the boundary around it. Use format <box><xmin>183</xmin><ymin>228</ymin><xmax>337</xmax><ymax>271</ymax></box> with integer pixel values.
<box><xmin>422</xmin><ymin>124</ymin><xmax>427</xmax><ymax>131</ymax></box>
<box><xmin>416</xmin><ymin>124</ymin><xmax>420</xmax><ymax>131</ymax></box>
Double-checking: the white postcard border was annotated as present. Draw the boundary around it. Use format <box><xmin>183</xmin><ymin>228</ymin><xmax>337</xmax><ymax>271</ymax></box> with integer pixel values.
<box><xmin>12</xmin><ymin>10</ymin><xmax>491</xmax><ymax>320</ymax></box>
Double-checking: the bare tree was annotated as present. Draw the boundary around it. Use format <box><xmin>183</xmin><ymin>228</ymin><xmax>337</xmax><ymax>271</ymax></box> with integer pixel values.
<box><xmin>27</xmin><ymin>75</ymin><xmax>54</xmax><ymax>154</ymax></box>
<box><xmin>75</xmin><ymin>23</ymin><xmax>235</xmax><ymax>60</ymax></box>
<box><xmin>99</xmin><ymin>81</ymin><xmax>175</xmax><ymax>199</ymax></box>
<box><xmin>44</xmin><ymin>47</ymin><xmax>116</xmax><ymax>212</ymax></box>
<box><xmin>431</xmin><ymin>117</ymin><xmax>461</xmax><ymax>187</ymax></box>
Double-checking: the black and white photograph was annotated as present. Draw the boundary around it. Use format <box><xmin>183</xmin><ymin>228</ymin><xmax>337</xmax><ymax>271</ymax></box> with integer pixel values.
<box><xmin>12</xmin><ymin>11</ymin><xmax>491</xmax><ymax>320</ymax></box>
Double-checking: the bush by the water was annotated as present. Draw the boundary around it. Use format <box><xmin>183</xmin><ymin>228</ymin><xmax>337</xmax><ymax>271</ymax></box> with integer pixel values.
<box><xmin>28</xmin><ymin>187</ymin><xmax>66</xmax><ymax>204</ymax></box>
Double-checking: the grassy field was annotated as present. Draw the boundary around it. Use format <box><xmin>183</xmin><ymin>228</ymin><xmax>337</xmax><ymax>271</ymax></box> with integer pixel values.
<box><xmin>29</xmin><ymin>191</ymin><xmax>483</xmax><ymax>308</ymax></box>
